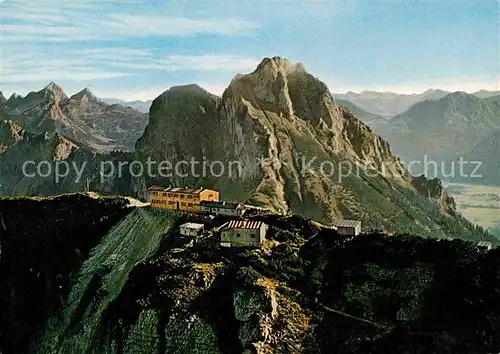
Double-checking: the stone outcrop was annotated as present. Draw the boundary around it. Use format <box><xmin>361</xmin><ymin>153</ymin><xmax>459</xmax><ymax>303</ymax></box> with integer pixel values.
<box><xmin>411</xmin><ymin>175</ymin><xmax>456</xmax><ymax>213</ymax></box>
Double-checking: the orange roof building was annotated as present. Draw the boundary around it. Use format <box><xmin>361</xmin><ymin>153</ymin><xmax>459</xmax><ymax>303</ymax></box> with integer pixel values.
<box><xmin>148</xmin><ymin>186</ymin><xmax>219</xmax><ymax>213</ymax></box>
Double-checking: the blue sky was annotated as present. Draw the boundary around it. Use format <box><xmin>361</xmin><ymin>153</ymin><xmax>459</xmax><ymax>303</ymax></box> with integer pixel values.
<box><xmin>0</xmin><ymin>0</ymin><xmax>498</xmax><ymax>101</ymax></box>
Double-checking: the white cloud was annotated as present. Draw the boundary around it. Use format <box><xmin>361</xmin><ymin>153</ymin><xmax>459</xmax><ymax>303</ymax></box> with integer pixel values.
<box><xmin>0</xmin><ymin>43</ymin><xmax>256</xmax><ymax>99</ymax></box>
<box><xmin>162</xmin><ymin>55</ymin><xmax>260</xmax><ymax>71</ymax></box>
<box><xmin>0</xmin><ymin>47</ymin><xmax>259</xmax><ymax>85</ymax></box>
<box><xmin>0</xmin><ymin>1</ymin><xmax>261</xmax><ymax>94</ymax></box>
<box><xmin>0</xmin><ymin>2</ymin><xmax>260</xmax><ymax>42</ymax></box>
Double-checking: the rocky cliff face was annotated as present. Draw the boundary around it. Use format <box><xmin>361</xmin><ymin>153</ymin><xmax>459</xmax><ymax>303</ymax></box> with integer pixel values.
<box><xmin>411</xmin><ymin>175</ymin><xmax>456</xmax><ymax>213</ymax></box>
<box><xmin>0</xmin><ymin>118</ymin><xmax>134</xmax><ymax>198</ymax></box>
<box><xmin>0</xmin><ymin>120</ymin><xmax>79</xmax><ymax>195</ymax></box>
<box><xmin>4</xmin><ymin>83</ymin><xmax>148</xmax><ymax>152</ymax></box>
<box><xmin>135</xmin><ymin>57</ymin><xmax>452</xmax><ymax>234</ymax></box>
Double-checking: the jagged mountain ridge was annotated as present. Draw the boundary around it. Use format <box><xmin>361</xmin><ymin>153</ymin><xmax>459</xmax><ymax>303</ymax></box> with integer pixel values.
<box><xmin>3</xmin><ymin>83</ymin><xmax>148</xmax><ymax>152</ymax></box>
<box><xmin>332</xmin><ymin>89</ymin><xmax>499</xmax><ymax>118</ymax></box>
<box><xmin>0</xmin><ymin>92</ymin><xmax>6</xmax><ymax>107</ymax></box>
<box><xmin>0</xmin><ymin>119</ymin><xmax>79</xmax><ymax>187</ymax></box>
<box><xmin>135</xmin><ymin>56</ymin><xmax>479</xmax><ymax>236</ymax></box>
<box><xmin>99</xmin><ymin>90</ymin><xmax>500</xmax><ymax>118</ymax></box>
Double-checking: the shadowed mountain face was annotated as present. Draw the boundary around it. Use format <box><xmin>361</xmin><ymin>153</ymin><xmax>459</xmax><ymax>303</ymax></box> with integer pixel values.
<box><xmin>387</xmin><ymin>93</ymin><xmax>500</xmax><ymax>168</ymax></box>
<box><xmin>0</xmin><ymin>116</ymin><xmax>135</xmax><ymax>198</ymax></box>
<box><xmin>0</xmin><ymin>92</ymin><xmax>6</xmax><ymax>107</ymax></box>
<box><xmin>3</xmin><ymin>83</ymin><xmax>148</xmax><ymax>152</ymax></box>
<box><xmin>454</xmin><ymin>129</ymin><xmax>500</xmax><ymax>186</ymax></box>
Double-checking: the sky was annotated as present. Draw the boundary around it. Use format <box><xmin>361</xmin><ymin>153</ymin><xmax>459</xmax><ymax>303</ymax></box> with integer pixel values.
<box><xmin>0</xmin><ymin>0</ymin><xmax>499</xmax><ymax>101</ymax></box>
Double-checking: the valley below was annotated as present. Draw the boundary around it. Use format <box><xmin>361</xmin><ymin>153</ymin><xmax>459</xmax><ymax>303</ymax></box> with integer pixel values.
<box><xmin>445</xmin><ymin>183</ymin><xmax>500</xmax><ymax>238</ymax></box>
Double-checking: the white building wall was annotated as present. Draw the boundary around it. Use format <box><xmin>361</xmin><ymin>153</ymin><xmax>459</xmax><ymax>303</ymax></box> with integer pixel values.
<box><xmin>220</xmin><ymin>224</ymin><xmax>267</xmax><ymax>247</ymax></box>
<box><xmin>212</xmin><ymin>208</ymin><xmax>239</xmax><ymax>217</ymax></box>
<box><xmin>201</xmin><ymin>206</ymin><xmax>243</xmax><ymax>217</ymax></box>
<box><xmin>180</xmin><ymin>227</ymin><xmax>203</xmax><ymax>237</ymax></box>
<box><xmin>337</xmin><ymin>227</ymin><xmax>355</xmax><ymax>236</ymax></box>
<box><xmin>337</xmin><ymin>223</ymin><xmax>361</xmax><ymax>236</ymax></box>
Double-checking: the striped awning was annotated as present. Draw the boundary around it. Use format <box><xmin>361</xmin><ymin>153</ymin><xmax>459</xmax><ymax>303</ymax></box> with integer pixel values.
<box><xmin>227</xmin><ymin>220</ymin><xmax>263</xmax><ymax>230</ymax></box>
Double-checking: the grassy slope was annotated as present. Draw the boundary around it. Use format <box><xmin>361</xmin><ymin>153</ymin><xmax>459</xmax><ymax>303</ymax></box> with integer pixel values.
<box><xmin>0</xmin><ymin>194</ymin><xmax>133</xmax><ymax>353</ymax></box>
<box><xmin>35</xmin><ymin>207</ymin><xmax>179</xmax><ymax>354</ymax></box>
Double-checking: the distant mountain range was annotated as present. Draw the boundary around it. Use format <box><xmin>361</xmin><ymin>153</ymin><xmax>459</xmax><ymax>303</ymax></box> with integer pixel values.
<box><xmin>336</xmin><ymin>90</ymin><xmax>500</xmax><ymax>185</ymax></box>
<box><xmin>99</xmin><ymin>89</ymin><xmax>500</xmax><ymax>118</ymax></box>
<box><xmin>1</xmin><ymin>83</ymin><xmax>148</xmax><ymax>152</ymax></box>
<box><xmin>332</xmin><ymin>89</ymin><xmax>499</xmax><ymax>118</ymax></box>
<box><xmin>389</xmin><ymin>92</ymin><xmax>500</xmax><ymax>162</ymax></box>
<box><xmin>99</xmin><ymin>98</ymin><xmax>153</xmax><ymax>113</ymax></box>
<box><xmin>332</xmin><ymin>89</ymin><xmax>500</xmax><ymax>186</ymax></box>
<box><xmin>333</xmin><ymin>98</ymin><xmax>392</xmax><ymax>137</ymax></box>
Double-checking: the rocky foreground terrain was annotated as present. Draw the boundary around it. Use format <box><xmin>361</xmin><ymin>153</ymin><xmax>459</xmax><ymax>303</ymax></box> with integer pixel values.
<box><xmin>1</xmin><ymin>194</ymin><xmax>500</xmax><ymax>353</ymax></box>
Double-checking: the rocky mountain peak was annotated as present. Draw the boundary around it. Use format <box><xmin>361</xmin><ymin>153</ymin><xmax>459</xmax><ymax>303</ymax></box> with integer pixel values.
<box><xmin>225</xmin><ymin>56</ymin><xmax>337</xmax><ymax>127</ymax></box>
<box><xmin>69</xmin><ymin>87</ymin><xmax>98</xmax><ymax>102</ymax></box>
<box><xmin>158</xmin><ymin>84</ymin><xmax>213</xmax><ymax>100</ymax></box>
<box><xmin>139</xmin><ymin>56</ymin><xmax>421</xmax><ymax>222</ymax></box>
<box><xmin>6</xmin><ymin>93</ymin><xmax>23</xmax><ymax>105</ymax></box>
<box><xmin>0</xmin><ymin>120</ymin><xmax>25</xmax><ymax>148</ymax></box>
<box><xmin>42</xmin><ymin>82</ymin><xmax>68</xmax><ymax>102</ymax></box>
<box><xmin>0</xmin><ymin>92</ymin><xmax>6</xmax><ymax>105</ymax></box>
<box><xmin>253</xmin><ymin>56</ymin><xmax>306</xmax><ymax>76</ymax></box>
